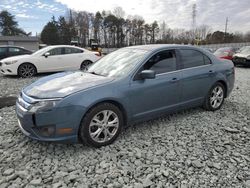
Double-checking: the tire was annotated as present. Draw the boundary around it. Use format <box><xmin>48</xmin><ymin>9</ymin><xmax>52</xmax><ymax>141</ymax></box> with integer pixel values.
<box><xmin>79</xmin><ymin>103</ymin><xmax>123</xmax><ymax>147</ymax></box>
<box><xmin>203</xmin><ymin>82</ymin><xmax>225</xmax><ymax>111</ymax></box>
<box><xmin>80</xmin><ymin>60</ymin><xmax>92</xmax><ymax>71</ymax></box>
<box><xmin>18</xmin><ymin>63</ymin><xmax>37</xmax><ymax>78</ymax></box>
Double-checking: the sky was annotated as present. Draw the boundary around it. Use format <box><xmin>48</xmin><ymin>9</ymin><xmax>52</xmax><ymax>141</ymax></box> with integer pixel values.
<box><xmin>0</xmin><ymin>0</ymin><xmax>250</xmax><ymax>36</ymax></box>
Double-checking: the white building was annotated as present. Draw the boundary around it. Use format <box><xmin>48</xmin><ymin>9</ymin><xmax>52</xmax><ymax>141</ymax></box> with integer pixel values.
<box><xmin>0</xmin><ymin>36</ymin><xmax>39</xmax><ymax>51</ymax></box>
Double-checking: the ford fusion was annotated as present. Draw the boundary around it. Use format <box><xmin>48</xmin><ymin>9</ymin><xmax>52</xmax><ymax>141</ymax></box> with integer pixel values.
<box><xmin>16</xmin><ymin>45</ymin><xmax>235</xmax><ymax>147</ymax></box>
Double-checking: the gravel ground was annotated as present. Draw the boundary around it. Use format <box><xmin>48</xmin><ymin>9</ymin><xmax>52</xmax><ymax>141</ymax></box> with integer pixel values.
<box><xmin>0</xmin><ymin>68</ymin><xmax>250</xmax><ymax>188</ymax></box>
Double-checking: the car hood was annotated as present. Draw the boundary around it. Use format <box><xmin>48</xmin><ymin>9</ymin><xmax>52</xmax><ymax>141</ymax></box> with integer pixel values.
<box><xmin>1</xmin><ymin>54</ymin><xmax>30</xmax><ymax>62</ymax></box>
<box><xmin>233</xmin><ymin>53</ymin><xmax>249</xmax><ymax>58</ymax></box>
<box><xmin>23</xmin><ymin>71</ymin><xmax>114</xmax><ymax>98</ymax></box>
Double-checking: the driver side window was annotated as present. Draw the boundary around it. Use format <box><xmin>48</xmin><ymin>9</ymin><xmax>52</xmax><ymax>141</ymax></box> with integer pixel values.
<box><xmin>48</xmin><ymin>48</ymin><xmax>63</xmax><ymax>56</ymax></box>
<box><xmin>144</xmin><ymin>50</ymin><xmax>177</xmax><ymax>74</ymax></box>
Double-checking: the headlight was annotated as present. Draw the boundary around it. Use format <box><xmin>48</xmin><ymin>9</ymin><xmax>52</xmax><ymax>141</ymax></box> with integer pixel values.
<box><xmin>5</xmin><ymin>60</ymin><xmax>18</xmax><ymax>65</ymax></box>
<box><xmin>29</xmin><ymin>100</ymin><xmax>60</xmax><ymax>113</ymax></box>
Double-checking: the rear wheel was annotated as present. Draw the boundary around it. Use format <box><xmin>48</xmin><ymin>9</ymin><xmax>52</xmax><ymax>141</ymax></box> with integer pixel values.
<box><xmin>79</xmin><ymin>103</ymin><xmax>123</xmax><ymax>147</ymax></box>
<box><xmin>18</xmin><ymin>63</ymin><xmax>37</xmax><ymax>78</ymax></box>
<box><xmin>203</xmin><ymin>82</ymin><xmax>225</xmax><ymax>111</ymax></box>
<box><xmin>80</xmin><ymin>60</ymin><xmax>92</xmax><ymax>71</ymax></box>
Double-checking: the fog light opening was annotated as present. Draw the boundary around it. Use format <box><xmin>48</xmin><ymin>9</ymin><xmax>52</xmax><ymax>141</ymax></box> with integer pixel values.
<box><xmin>38</xmin><ymin>126</ymin><xmax>56</xmax><ymax>137</ymax></box>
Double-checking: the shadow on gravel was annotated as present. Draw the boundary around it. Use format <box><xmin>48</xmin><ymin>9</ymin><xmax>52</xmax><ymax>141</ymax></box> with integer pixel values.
<box><xmin>0</xmin><ymin>96</ymin><xmax>16</xmax><ymax>109</ymax></box>
<box><xmin>1</xmin><ymin>72</ymin><xmax>52</xmax><ymax>79</ymax></box>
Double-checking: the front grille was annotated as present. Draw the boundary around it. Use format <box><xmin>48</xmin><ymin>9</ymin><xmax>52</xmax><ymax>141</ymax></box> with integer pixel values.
<box><xmin>233</xmin><ymin>57</ymin><xmax>247</xmax><ymax>63</ymax></box>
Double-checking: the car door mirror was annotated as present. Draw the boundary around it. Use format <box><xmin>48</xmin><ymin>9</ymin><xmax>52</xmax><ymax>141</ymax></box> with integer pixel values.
<box><xmin>140</xmin><ymin>70</ymin><xmax>156</xmax><ymax>79</ymax></box>
<box><xmin>44</xmin><ymin>52</ymin><xmax>50</xmax><ymax>58</ymax></box>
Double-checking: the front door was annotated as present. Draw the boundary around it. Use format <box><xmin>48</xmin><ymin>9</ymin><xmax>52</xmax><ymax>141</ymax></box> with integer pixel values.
<box><xmin>38</xmin><ymin>47</ymin><xmax>65</xmax><ymax>72</ymax></box>
<box><xmin>128</xmin><ymin>49</ymin><xmax>182</xmax><ymax>120</ymax></box>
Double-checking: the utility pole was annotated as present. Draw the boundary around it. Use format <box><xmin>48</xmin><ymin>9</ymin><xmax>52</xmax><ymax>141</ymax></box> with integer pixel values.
<box><xmin>192</xmin><ymin>4</ymin><xmax>197</xmax><ymax>44</ymax></box>
<box><xmin>224</xmin><ymin>17</ymin><xmax>228</xmax><ymax>42</ymax></box>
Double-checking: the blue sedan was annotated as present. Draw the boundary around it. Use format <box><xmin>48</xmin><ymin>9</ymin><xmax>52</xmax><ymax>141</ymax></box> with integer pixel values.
<box><xmin>16</xmin><ymin>45</ymin><xmax>235</xmax><ymax>147</ymax></box>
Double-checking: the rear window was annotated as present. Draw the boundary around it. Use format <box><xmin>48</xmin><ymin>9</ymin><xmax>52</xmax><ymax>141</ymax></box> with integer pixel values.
<box><xmin>64</xmin><ymin>47</ymin><xmax>83</xmax><ymax>54</ymax></box>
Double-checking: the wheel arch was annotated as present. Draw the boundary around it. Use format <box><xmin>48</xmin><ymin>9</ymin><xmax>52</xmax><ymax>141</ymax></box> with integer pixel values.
<box><xmin>80</xmin><ymin>60</ymin><xmax>93</xmax><ymax>69</ymax></box>
<box><xmin>18</xmin><ymin>62</ymin><xmax>38</xmax><ymax>73</ymax></box>
<box><xmin>77</xmin><ymin>99</ymin><xmax>128</xmax><ymax>144</ymax></box>
<box><xmin>81</xmin><ymin>99</ymin><xmax>128</xmax><ymax>128</ymax></box>
<box><xmin>216</xmin><ymin>80</ymin><xmax>228</xmax><ymax>98</ymax></box>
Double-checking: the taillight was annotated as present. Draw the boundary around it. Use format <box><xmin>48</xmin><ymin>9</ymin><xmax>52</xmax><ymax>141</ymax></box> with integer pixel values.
<box><xmin>95</xmin><ymin>53</ymin><xmax>101</xmax><ymax>56</ymax></box>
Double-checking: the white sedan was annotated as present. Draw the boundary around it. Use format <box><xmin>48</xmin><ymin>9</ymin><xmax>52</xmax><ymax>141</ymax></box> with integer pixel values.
<box><xmin>0</xmin><ymin>45</ymin><xmax>101</xmax><ymax>77</ymax></box>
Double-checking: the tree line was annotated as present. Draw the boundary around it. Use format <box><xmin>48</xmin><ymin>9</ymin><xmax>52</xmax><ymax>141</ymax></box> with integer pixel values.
<box><xmin>41</xmin><ymin>7</ymin><xmax>250</xmax><ymax>47</ymax></box>
<box><xmin>0</xmin><ymin>10</ymin><xmax>31</xmax><ymax>36</ymax></box>
<box><xmin>1</xmin><ymin>9</ymin><xmax>250</xmax><ymax>47</ymax></box>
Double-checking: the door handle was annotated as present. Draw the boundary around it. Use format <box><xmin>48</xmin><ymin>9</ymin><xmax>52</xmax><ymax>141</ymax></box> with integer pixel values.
<box><xmin>208</xmin><ymin>70</ymin><xmax>214</xmax><ymax>74</ymax></box>
<box><xmin>170</xmin><ymin>77</ymin><xmax>178</xmax><ymax>83</ymax></box>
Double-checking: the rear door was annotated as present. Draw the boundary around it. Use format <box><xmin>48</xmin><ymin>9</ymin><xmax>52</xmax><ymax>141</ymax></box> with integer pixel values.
<box><xmin>62</xmin><ymin>47</ymin><xmax>84</xmax><ymax>70</ymax></box>
<box><xmin>178</xmin><ymin>49</ymin><xmax>214</xmax><ymax>106</ymax></box>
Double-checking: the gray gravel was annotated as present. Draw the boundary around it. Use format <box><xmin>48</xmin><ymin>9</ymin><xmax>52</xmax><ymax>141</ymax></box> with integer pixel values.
<box><xmin>0</xmin><ymin>68</ymin><xmax>250</xmax><ymax>188</ymax></box>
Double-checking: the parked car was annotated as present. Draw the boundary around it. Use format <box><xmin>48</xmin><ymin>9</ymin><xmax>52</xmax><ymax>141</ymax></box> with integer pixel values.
<box><xmin>16</xmin><ymin>45</ymin><xmax>235</xmax><ymax>147</ymax></box>
<box><xmin>232</xmin><ymin>46</ymin><xmax>250</xmax><ymax>66</ymax></box>
<box><xmin>214</xmin><ymin>47</ymin><xmax>238</xmax><ymax>60</ymax></box>
<box><xmin>0</xmin><ymin>45</ymin><xmax>32</xmax><ymax>60</ymax></box>
<box><xmin>0</xmin><ymin>45</ymin><xmax>100</xmax><ymax>77</ymax></box>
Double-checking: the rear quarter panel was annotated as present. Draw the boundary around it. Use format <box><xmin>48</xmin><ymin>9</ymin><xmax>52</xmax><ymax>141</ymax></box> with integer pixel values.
<box><xmin>212</xmin><ymin>58</ymin><xmax>235</xmax><ymax>97</ymax></box>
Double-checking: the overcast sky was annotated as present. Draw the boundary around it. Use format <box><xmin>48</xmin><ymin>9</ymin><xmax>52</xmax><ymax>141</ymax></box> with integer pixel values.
<box><xmin>0</xmin><ymin>0</ymin><xmax>249</xmax><ymax>36</ymax></box>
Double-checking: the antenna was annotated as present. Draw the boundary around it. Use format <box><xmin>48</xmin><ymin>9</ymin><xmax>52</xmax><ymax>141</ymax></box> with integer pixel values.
<box><xmin>224</xmin><ymin>17</ymin><xmax>228</xmax><ymax>41</ymax></box>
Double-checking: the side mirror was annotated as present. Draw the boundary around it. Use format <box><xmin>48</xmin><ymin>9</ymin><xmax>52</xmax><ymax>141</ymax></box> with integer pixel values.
<box><xmin>44</xmin><ymin>52</ymin><xmax>50</xmax><ymax>58</ymax></box>
<box><xmin>140</xmin><ymin>70</ymin><xmax>156</xmax><ymax>79</ymax></box>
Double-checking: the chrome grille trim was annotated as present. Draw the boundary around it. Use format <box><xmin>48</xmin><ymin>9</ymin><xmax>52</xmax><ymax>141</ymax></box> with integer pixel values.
<box><xmin>21</xmin><ymin>90</ymin><xmax>62</xmax><ymax>103</ymax></box>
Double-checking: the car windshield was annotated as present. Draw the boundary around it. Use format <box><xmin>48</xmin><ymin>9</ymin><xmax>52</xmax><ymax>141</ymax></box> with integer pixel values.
<box><xmin>87</xmin><ymin>48</ymin><xmax>148</xmax><ymax>78</ymax></box>
<box><xmin>239</xmin><ymin>46</ymin><xmax>250</xmax><ymax>54</ymax></box>
<box><xmin>31</xmin><ymin>46</ymin><xmax>52</xmax><ymax>56</ymax></box>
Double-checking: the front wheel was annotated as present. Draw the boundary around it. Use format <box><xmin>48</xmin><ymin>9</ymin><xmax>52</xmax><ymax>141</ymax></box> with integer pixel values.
<box><xmin>203</xmin><ymin>82</ymin><xmax>225</xmax><ymax>111</ymax></box>
<box><xmin>79</xmin><ymin>103</ymin><xmax>123</xmax><ymax>147</ymax></box>
<box><xmin>18</xmin><ymin>63</ymin><xmax>37</xmax><ymax>78</ymax></box>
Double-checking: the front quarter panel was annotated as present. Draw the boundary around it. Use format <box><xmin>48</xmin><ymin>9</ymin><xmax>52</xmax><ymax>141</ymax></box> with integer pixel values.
<box><xmin>57</xmin><ymin>78</ymin><xmax>131</xmax><ymax>126</ymax></box>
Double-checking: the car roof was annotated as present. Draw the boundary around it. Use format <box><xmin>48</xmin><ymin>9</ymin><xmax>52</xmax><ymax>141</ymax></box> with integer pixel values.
<box><xmin>124</xmin><ymin>44</ymin><xmax>203</xmax><ymax>51</ymax></box>
<box><xmin>0</xmin><ymin>45</ymin><xmax>27</xmax><ymax>49</ymax></box>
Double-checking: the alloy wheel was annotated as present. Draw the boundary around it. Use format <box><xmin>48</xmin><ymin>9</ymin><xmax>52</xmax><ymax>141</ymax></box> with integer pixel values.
<box><xmin>19</xmin><ymin>64</ymin><xmax>35</xmax><ymax>78</ymax></box>
<box><xmin>89</xmin><ymin>110</ymin><xmax>119</xmax><ymax>143</ymax></box>
<box><xmin>81</xmin><ymin>61</ymin><xmax>92</xmax><ymax>70</ymax></box>
<box><xmin>210</xmin><ymin>85</ymin><xmax>224</xmax><ymax>109</ymax></box>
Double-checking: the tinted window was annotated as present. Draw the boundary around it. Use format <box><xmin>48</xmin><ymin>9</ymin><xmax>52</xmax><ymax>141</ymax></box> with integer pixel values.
<box><xmin>0</xmin><ymin>47</ymin><xmax>7</xmax><ymax>54</ymax></box>
<box><xmin>144</xmin><ymin>50</ymin><xmax>176</xmax><ymax>74</ymax></box>
<box><xmin>180</xmin><ymin>49</ymin><xmax>208</xmax><ymax>69</ymax></box>
<box><xmin>48</xmin><ymin>48</ymin><xmax>63</xmax><ymax>56</ymax></box>
<box><xmin>64</xmin><ymin>47</ymin><xmax>83</xmax><ymax>54</ymax></box>
<box><xmin>204</xmin><ymin>55</ymin><xmax>212</xmax><ymax>65</ymax></box>
<box><xmin>9</xmin><ymin>47</ymin><xmax>21</xmax><ymax>52</ymax></box>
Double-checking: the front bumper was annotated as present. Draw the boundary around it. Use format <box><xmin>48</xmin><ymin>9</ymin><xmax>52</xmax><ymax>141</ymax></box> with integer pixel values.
<box><xmin>16</xmin><ymin>96</ymin><xmax>86</xmax><ymax>143</ymax></box>
<box><xmin>232</xmin><ymin>57</ymin><xmax>250</xmax><ymax>66</ymax></box>
<box><xmin>0</xmin><ymin>62</ymin><xmax>18</xmax><ymax>75</ymax></box>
